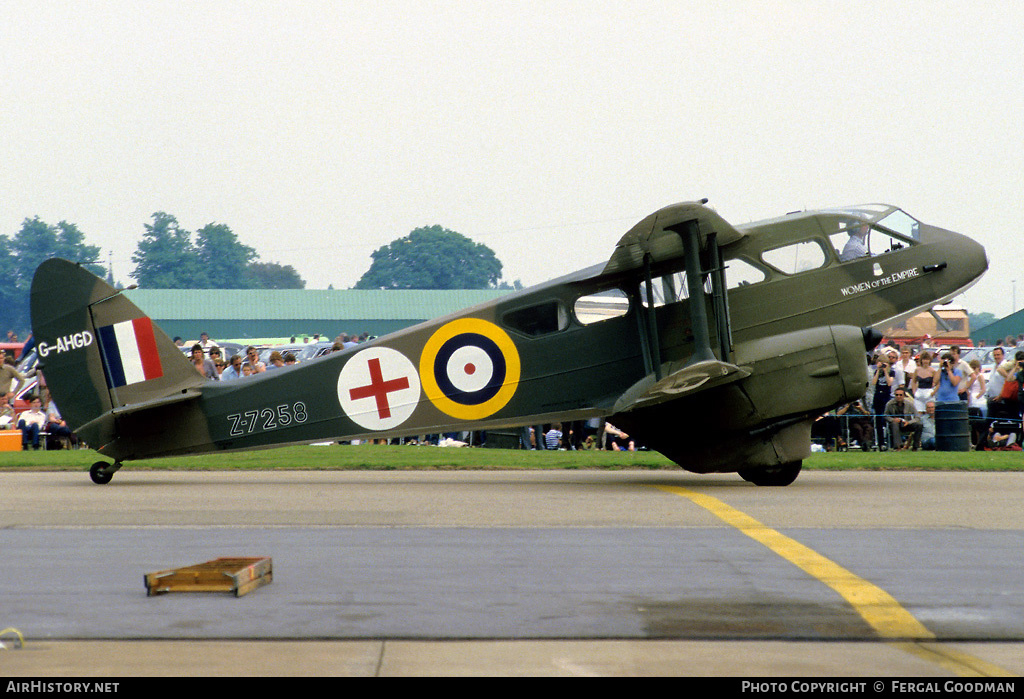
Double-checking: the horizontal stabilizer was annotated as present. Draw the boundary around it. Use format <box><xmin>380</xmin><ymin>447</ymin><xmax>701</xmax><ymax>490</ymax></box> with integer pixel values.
<box><xmin>612</xmin><ymin>359</ymin><xmax>750</xmax><ymax>413</ymax></box>
<box><xmin>74</xmin><ymin>388</ymin><xmax>204</xmax><ymax>437</ymax></box>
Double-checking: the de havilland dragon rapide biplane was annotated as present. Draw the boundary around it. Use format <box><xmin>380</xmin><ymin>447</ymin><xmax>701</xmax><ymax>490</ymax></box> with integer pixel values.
<box><xmin>31</xmin><ymin>201</ymin><xmax>987</xmax><ymax>486</ymax></box>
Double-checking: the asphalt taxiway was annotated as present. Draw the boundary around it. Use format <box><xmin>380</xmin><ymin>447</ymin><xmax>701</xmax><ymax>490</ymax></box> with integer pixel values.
<box><xmin>1</xmin><ymin>469</ymin><xmax>1021</xmax><ymax>676</ymax></box>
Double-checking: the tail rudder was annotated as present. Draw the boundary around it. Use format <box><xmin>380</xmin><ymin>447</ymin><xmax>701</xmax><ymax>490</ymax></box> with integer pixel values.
<box><xmin>30</xmin><ymin>258</ymin><xmax>204</xmax><ymax>447</ymax></box>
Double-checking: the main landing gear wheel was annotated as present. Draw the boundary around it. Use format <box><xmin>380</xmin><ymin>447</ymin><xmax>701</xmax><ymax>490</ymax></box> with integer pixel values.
<box><xmin>738</xmin><ymin>461</ymin><xmax>802</xmax><ymax>487</ymax></box>
<box><xmin>89</xmin><ymin>461</ymin><xmax>122</xmax><ymax>485</ymax></box>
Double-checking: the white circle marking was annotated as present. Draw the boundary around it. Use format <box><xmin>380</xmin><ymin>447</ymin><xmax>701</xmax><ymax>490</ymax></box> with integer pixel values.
<box><xmin>337</xmin><ymin>346</ymin><xmax>421</xmax><ymax>431</ymax></box>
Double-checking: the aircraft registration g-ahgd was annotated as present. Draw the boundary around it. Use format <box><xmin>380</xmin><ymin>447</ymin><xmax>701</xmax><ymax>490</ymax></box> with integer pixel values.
<box><xmin>31</xmin><ymin>201</ymin><xmax>987</xmax><ymax>486</ymax></box>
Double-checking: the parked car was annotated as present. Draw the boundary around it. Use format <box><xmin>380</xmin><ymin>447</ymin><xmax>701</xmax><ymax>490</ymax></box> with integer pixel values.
<box><xmin>179</xmin><ymin>341</ymin><xmax>245</xmax><ymax>359</ymax></box>
<box><xmin>258</xmin><ymin>341</ymin><xmax>335</xmax><ymax>365</ymax></box>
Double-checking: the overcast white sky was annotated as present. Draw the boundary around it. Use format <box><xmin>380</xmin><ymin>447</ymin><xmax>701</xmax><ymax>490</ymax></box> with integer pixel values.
<box><xmin>3</xmin><ymin>1</ymin><xmax>1022</xmax><ymax>318</ymax></box>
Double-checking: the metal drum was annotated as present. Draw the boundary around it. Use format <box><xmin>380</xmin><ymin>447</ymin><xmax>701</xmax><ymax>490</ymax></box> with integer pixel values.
<box><xmin>935</xmin><ymin>401</ymin><xmax>971</xmax><ymax>451</ymax></box>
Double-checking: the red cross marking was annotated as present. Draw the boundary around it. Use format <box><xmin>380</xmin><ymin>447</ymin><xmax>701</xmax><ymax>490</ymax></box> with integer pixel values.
<box><xmin>348</xmin><ymin>357</ymin><xmax>411</xmax><ymax>419</ymax></box>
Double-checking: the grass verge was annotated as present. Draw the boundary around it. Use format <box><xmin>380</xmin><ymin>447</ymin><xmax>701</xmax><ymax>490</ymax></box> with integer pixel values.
<box><xmin>0</xmin><ymin>444</ymin><xmax>1021</xmax><ymax>472</ymax></box>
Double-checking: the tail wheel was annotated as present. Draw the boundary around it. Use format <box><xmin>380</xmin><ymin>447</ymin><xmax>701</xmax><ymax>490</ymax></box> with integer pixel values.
<box><xmin>738</xmin><ymin>461</ymin><xmax>802</xmax><ymax>486</ymax></box>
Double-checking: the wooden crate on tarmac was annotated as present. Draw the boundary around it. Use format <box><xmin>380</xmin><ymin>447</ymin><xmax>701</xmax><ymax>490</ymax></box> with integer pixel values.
<box><xmin>144</xmin><ymin>557</ymin><xmax>272</xmax><ymax>597</ymax></box>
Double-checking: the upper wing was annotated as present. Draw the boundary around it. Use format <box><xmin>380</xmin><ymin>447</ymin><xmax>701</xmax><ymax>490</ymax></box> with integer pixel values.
<box><xmin>602</xmin><ymin>200</ymin><xmax>745</xmax><ymax>276</ymax></box>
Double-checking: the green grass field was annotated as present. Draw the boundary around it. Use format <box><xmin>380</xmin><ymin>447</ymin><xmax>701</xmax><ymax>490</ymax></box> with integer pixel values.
<box><xmin>0</xmin><ymin>444</ymin><xmax>1020</xmax><ymax>472</ymax></box>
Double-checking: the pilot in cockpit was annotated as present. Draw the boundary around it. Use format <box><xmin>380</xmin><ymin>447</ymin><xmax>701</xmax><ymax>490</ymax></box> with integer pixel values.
<box><xmin>839</xmin><ymin>224</ymin><xmax>870</xmax><ymax>262</ymax></box>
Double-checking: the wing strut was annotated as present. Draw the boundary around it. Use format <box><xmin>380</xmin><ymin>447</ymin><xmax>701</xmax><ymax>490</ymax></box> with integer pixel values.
<box><xmin>708</xmin><ymin>232</ymin><xmax>734</xmax><ymax>360</ymax></box>
<box><xmin>672</xmin><ymin>220</ymin><xmax>717</xmax><ymax>366</ymax></box>
<box><xmin>641</xmin><ymin>253</ymin><xmax>663</xmax><ymax>381</ymax></box>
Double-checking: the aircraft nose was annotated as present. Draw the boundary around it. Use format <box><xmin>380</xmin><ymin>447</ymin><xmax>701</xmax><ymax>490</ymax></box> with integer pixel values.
<box><xmin>959</xmin><ymin>231</ymin><xmax>989</xmax><ymax>283</ymax></box>
<box><xmin>936</xmin><ymin>227</ymin><xmax>988</xmax><ymax>299</ymax></box>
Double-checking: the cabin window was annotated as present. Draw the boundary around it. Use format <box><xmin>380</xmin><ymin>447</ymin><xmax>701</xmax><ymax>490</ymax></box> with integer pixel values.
<box><xmin>573</xmin><ymin>289</ymin><xmax>629</xmax><ymax>325</ymax></box>
<box><xmin>724</xmin><ymin>257</ymin><xmax>768</xmax><ymax>289</ymax></box>
<box><xmin>760</xmin><ymin>240</ymin><xmax>827</xmax><ymax>275</ymax></box>
<box><xmin>639</xmin><ymin>258</ymin><xmax>768</xmax><ymax>305</ymax></box>
<box><xmin>502</xmin><ymin>300</ymin><xmax>569</xmax><ymax>336</ymax></box>
<box><xmin>639</xmin><ymin>271</ymin><xmax>693</xmax><ymax>308</ymax></box>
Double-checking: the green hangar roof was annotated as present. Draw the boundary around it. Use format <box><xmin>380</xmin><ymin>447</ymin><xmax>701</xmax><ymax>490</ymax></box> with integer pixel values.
<box><xmin>123</xmin><ymin>288</ymin><xmax>514</xmax><ymax>340</ymax></box>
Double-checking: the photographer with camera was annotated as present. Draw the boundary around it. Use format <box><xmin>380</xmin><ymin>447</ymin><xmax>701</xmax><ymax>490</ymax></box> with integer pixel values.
<box><xmin>871</xmin><ymin>352</ymin><xmax>896</xmax><ymax>448</ymax></box>
<box><xmin>949</xmin><ymin>345</ymin><xmax>972</xmax><ymax>401</ymax></box>
<box><xmin>933</xmin><ymin>352</ymin><xmax>963</xmax><ymax>403</ymax></box>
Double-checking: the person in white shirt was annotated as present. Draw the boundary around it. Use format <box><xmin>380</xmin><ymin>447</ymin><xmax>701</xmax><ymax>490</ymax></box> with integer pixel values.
<box><xmin>17</xmin><ymin>397</ymin><xmax>47</xmax><ymax>450</ymax></box>
<box><xmin>221</xmin><ymin>355</ymin><xmax>243</xmax><ymax>380</ymax></box>
<box><xmin>197</xmin><ymin>332</ymin><xmax>220</xmax><ymax>354</ymax></box>
<box><xmin>985</xmin><ymin>346</ymin><xmax>1008</xmax><ymax>403</ymax></box>
<box><xmin>965</xmin><ymin>359</ymin><xmax>987</xmax><ymax>415</ymax></box>
<box><xmin>892</xmin><ymin>345</ymin><xmax>917</xmax><ymax>390</ymax></box>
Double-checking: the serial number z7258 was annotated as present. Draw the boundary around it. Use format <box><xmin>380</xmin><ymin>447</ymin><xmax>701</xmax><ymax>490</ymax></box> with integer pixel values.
<box><xmin>226</xmin><ymin>402</ymin><xmax>309</xmax><ymax>436</ymax></box>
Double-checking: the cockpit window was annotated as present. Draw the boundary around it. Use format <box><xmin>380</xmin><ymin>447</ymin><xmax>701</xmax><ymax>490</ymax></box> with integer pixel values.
<box><xmin>760</xmin><ymin>240</ymin><xmax>827</xmax><ymax>275</ymax></box>
<box><xmin>823</xmin><ymin>205</ymin><xmax>921</xmax><ymax>245</ymax></box>
<box><xmin>876</xmin><ymin>209</ymin><xmax>920</xmax><ymax>240</ymax></box>
<box><xmin>830</xmin><ymin>223</ymin><xmax>912</xmax><ymax>263</ymax></box>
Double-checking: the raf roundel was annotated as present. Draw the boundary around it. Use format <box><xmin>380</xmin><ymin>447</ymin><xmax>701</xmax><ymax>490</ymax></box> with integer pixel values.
<box><xmin>419</xmin><ymin>318</ymin><xmax>521</xmax><ymax>420</ymax></box>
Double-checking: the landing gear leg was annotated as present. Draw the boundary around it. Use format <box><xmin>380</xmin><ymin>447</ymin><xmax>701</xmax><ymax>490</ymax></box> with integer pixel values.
<box><xmin>89</xmin><ymin>461</ymin><xmax>122</xmax><ymax>485</ymax></box>
<box><xmin>738</xmin><ymin>460</ymin><xmax>802</xmax><ymax>486</ymax></box>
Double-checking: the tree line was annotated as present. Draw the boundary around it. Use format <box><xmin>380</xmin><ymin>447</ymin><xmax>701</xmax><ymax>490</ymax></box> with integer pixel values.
<box><xmin>354</xmin><ymin>224</ymin><xmax>517</xmax><ymax>291</ymax></box>
<box><xmin>2</xmin><ymin>213</ymin><xmax>305</xmax><ymax>336</ymax></box>
<box><xmin>1</xmin><ymin>218</ymin><xmax>106</xmax><ymax>338</ymax></box>
<box><xmin>3</xmin><ymin>215</ymin><xmax>514</xmax><ymax>337</ymax></box>
<box><xmin>131</xmin><ymin>212</ymin><xmax>304</xmax><ymax>290</ymax></box>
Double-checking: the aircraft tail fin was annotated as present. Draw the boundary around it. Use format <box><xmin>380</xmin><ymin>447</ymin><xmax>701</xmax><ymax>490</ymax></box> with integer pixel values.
<box><xmin>30</xmin><ymin>259</ymin><xmax>205</xmax><ymax>450</ymax></box>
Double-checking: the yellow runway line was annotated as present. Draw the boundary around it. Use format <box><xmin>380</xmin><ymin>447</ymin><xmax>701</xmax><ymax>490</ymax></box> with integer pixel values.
<box><xmin>655</xmin><ymin>485</ymin><xmax>1016</xmax><ymax>676</ymax></box>
<box><xmin>890</xmin><ymin>642</ymin><xmax>1016</xmax><ymax>678</ymax></box>
<box><xmin>655</xmin><ymin>485</ymin><xmax>932</xmax><ymax>639</ymax></box>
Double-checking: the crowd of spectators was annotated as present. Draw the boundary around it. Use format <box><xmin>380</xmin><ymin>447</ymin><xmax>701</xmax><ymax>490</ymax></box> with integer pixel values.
<box><xmin>525</xmin><ymin>420</ymin><xmax>639</xmax><ymax>451</ymax></box>
<box><xmin>8</xmin><ymin>326</ymin><xmax>1023</xmax><ymax>454</ymax></box>
<box><xmin>180</xmin><ymin>331</ymin><xmax>371</xmax><ymax>381</ymax></box>
<box><xmin>814</xmin><ymin>339</ymin><xmax>1024</xmax><ymax>452</ymax></box>
<box><xmin>0</xmin><ymin>334</ymin><xmax>77</xmax><ymax>450</ymax></box>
